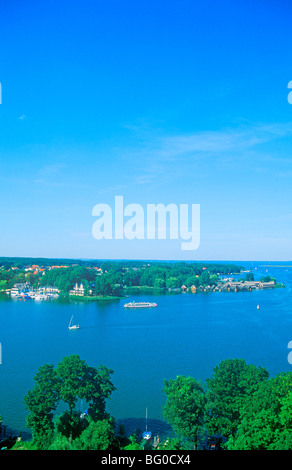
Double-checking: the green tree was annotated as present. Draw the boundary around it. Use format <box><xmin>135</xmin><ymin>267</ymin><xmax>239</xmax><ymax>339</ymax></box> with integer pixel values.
<box><xmin>185</xmin><ymin>276</ymin><xmax>199</xmax><ymax>288</ymax></box>
<box><xmin>0</xmin><ymin>279</ymin><xmax>7</xmax><ymax>291</ymax></box>
<box><xmin>75</xmin><ymin>419</ymin><xmax>118</xmax><ymax>450</ymax></box>
<box><xmin>272</xmin><ymin>390</ymin><xmax>292</xmax><ymax>449</ymax></box>
<box><xmin>205</xmin><ymin>358</ymin><xmax>269</xmax><ymax>438</ymax></box>
<box><xmin>139</xmin><ymin>269</ymin><xmax>155</xmax><ymax>287</ymax></box>
<box><xmin>55</xmin><ymin>410</ymin><xmax>87</xmax><ymax>440</ymax></box>
<box><xmin>25</xmin><ymin>272</ymin><xmax>36</xmax><ymax>286</ymax></box>
<box><xmin>245</xmin><ymin>272</ymin><xmax>254</xmax><ymax>281</ymax></box>
<box><xmin>83</xmin><ymin>364</ymin><xmax>116</xmax><ymax>421</ymax></box>
<box><xmin>48</xmin><ymin>433</ymin><xmax>72</xmax><ymax>450</ymax></box>
<box><xmin>198</xmin><ymin>270</ymin><xmax>211</xmax><ymax>286</ymax></box>
<box><xmin>209</xmin><ymin>274</ymin><xmax>219</xmax><ymax>285</ymax></box>
<box><xmin>165</xmin><ymin>276</ymin><xmax>180</xmax><ymax>289</ymax></box>
<box><xmin>162</xmin><ymin>375</ymin><xmax>206</xmax><ymax>449</ymax></box>
<box><xmin>56</xmin><ymin>355</ymin><xmax>88</xmax><ymax>416</ymax></box>
<box><xmin>95</xmin><ymin>275</ymin><xmax>115</xmax><ymax>296</ymax></box>
<box><xmin>24</xmin><ymin>355</ymin><xmax>116</xmax><ymax>448</ymax></box>
<box><xmin>24</xmin><ymin>364</ymin><xmax>59</xmax><ymax>449</ymax></box>
<box><xmin>154</xmin><ymin>277</ymin><xmax>165</xmax><ymax>289</ymax></box>
<box><xmin>158</xmin><ymin>437</ymin><xmax>185</xmax><ymax>450</ymax></box>
<box><xmin>123</xmin><ymin>270</ymin><xmax>142</xmax><ymax>287</ymax></box>
<box><xmin>123</xmin><ymin>433</ymin><xmax>142</xmax><ymax>450</ymax></box>
<box><xmin>56</xmin><ymin>355</ymin><xmax>116</xmax><ymax>424</ymax></box>
<box><xmin>227</xmin><ymin>372</ymin><xmax>292</xmax><ymax>450</ymax></box>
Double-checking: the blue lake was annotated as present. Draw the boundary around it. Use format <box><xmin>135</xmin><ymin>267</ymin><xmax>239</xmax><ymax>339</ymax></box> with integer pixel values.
<box><xmin>1</xmin><ymin>261</ymin><xmax>292</xmax><ymax>437</ymax></box>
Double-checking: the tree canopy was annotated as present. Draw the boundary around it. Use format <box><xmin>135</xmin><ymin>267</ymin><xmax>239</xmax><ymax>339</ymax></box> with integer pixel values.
<box><xmin>24</xmin><ymin>355</ymin><xmax>115</xmax><ymax>449</ymax></box>
<box><xmin>0</xmin><ymin>257</ymin><xmax>246</xmax><ymax>293</ymax></box>
<box><xmin>205</xmin><ymin>358</ymin><xmax>269</xmax><ymax>436</ymax></box>
<box><xmin>20</xmin><ymin>355</ymin><xmax>292</xmax><ymax>450</ymax></box>
<box><xmin>162</xmin><ymin>375</ymin><xmax>206</xmax><ymax>449</ymax></box>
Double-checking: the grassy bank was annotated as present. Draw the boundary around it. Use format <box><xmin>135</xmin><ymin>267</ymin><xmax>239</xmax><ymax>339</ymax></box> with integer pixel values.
<box><xmin>123</xmin><ymin>285</ymin><xmax>165</xmax><ymax>292</ymax></box>
<box><xmin>68</xmin><ymin>295</ymin><xmax>124</xmax><ymax>302</ymax></box>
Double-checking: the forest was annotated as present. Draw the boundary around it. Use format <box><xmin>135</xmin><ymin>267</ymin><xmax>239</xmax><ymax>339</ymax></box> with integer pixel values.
<box><xmin>9</xmin><ymin>355</ymin><xmax>292</xmax><ymax>450</ymax></box>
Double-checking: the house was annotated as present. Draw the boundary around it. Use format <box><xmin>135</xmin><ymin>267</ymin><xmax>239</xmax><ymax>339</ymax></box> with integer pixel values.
<box><xmin>39</xmin><ymin>286</ymin><xmax>60</xmax><ymax>294</ymax></box>
<box><xmin>94</xmin><ymin>267</ymin><xmax>103</xmax><ymax>275</ymax></box>
<box><xmin>50</xmin><ymin>265</ymin><xmax>69</xmax><ymax>269</ymax></box>
<box><xmin>260</xmin><ymin>281</ymin><xmax>275</xmax><ymax>289</ymax></box>
<box><xmin>69</xmin><ymin>283</ymin><xmax>85</xmax><ymax>296</ymax></box>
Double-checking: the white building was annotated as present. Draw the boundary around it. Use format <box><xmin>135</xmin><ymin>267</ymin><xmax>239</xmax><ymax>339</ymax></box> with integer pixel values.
<box><xmin>69</xmin><ymin>283</ymin><xmax>85</xmax><ymax>296</ymax></box>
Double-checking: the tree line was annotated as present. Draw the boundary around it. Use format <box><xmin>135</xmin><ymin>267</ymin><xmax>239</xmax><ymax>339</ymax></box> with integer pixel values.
<box><xmin>0</xmin><ymin>259</ymin><xmax>245</xmax><ymax>296</ymax></box>
<box><xmin>14</xmin><ymin>355</ymin><xmax>292</xmax><ymax>450</ymax></box>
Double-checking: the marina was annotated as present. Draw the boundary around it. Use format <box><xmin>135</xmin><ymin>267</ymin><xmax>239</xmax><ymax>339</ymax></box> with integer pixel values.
<box><xmin>9</xmin><ymin>283</ymin><xmax>59</xmax><ymax>301</ymax></box>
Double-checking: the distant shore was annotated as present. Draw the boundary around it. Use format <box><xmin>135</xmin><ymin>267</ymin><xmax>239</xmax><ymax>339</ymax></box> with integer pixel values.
<box><xmin>65</xmin><ymin>294</ymin><xmax>124</xmax><ymax>302</ymax></box>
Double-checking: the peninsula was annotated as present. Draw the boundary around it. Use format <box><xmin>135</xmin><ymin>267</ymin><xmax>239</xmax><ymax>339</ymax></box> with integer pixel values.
<box><xmin>0</xmin><ymin>257</ymin><xmax>284</xmax><ymax>301</ymax></box>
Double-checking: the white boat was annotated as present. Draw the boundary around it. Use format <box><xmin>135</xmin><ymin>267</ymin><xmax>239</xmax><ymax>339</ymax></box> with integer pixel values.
<box><xmin>10</xmin><ymin>287</ymin><xmax>20</xmax><ymax>297</ymax></box>
<box><xmin>257</xmin><ymin>305</ymin><xmax>260</xmax><ymax>309</ymax></box>
<box><xmin>35</xmin><ymin>294</ymin><xmax>46</xmax><ymax>301</ymax></box>
<box><xmin>124</xmin><ymin>301</ymin><xmax>157</xmax><ymax>308</ymax></box>
<box><xmin>68</xmin><ymin>315</ymin><xmax>80</xmax><ymax>330</ymax></box>
<box><xmin>142</xmin><ymin>408</ymin><xmax>152</xmax><ymax>441</ymax></box>
<box><xmin>10</xmin><ymin>290</ymin><xmax>20</xmax><ymax>298</ymax></box>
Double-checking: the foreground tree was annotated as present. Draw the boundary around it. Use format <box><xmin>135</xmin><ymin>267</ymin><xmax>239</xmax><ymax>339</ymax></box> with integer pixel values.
<box><xmin>55</xmin><ymin>410</ymin><xmax>88</xmax><ymax>440</ymax></box>
<box><xmin>227</xmin><ymin>372</ymin><xmax>292</xmax><ymax>449</ymax></box>
<box><xmin>24</xmin><ymin>355</ymin><xmax>116</xmax><ymax>449</ymax></box>
<box><xmin>56</xmin><ymin>355</ymin><xmax>115</xmax><ymax>421</ymax></box>
<box><xmin>162</xmin><ymin>375</ymin><xmax>206</xmax><ymax>449</ymax></box>
<box><xmin>24</xmin><ymin>364</ymin><xmax>59</xmax><ymax>449</ymax></box>
<box><xmin>205</xmin><ymin>358</ymin><xmax>269</xmax><ymax>437</ymax></box>
<box><xmin>74</xmin><ymin>419</ymin><xmax>118</xmax><ymax>450</ymax></box>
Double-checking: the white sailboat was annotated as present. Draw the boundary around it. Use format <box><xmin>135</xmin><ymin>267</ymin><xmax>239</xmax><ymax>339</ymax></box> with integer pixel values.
<box><xmin>68</xmin><ymin>315</ymin><xmax>80</xmax><ymax>330</ymax></box>
<box><xmin>142</xmin><ymin>408</ymin><xmax>152</xmax><ymax>440</ymax></box>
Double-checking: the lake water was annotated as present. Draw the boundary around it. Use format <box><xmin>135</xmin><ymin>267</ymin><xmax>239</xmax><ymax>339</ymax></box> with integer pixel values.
<box><xmin>1</xmin><ymin>261</ymin><xmax>292</xmax><ymax>438</ymax></box>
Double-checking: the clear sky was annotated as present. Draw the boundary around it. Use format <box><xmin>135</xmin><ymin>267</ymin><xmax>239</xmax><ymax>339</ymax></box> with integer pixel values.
<box><xmin>0</xmin><ymin>0</ymin><xmax>292</xmax><ymax>261</ymax></box>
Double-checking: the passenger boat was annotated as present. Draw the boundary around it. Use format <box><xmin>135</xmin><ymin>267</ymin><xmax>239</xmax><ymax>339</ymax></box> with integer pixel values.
<box><xmin>123</xmin><ymin>301</ymin><xmax>157</xmax><ymax>308</ymax></box>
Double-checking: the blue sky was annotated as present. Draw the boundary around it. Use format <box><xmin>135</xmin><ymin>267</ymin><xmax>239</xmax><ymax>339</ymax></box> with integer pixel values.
<box><xmin>0</xmin><ymin>0</ymin><xmax>292</xmax><ymax>261</ymax></box>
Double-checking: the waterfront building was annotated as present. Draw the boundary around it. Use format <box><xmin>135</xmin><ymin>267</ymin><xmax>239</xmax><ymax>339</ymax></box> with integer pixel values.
<box><xmin>69</xmin><ymin>283</ymin><xmax>85</xmax><ymax>296</ymax></box>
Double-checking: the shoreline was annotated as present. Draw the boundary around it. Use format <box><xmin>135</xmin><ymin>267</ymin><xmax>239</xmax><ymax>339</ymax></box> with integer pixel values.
<box><xmin>68</xmin><ymin>294</ymin><xmax>124</xmax><ymax>302</ymax></box>
<box><xmin>2</xmin><ymin>282</ymin><xmax>284</xmax><ymax>304</ymax></box>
